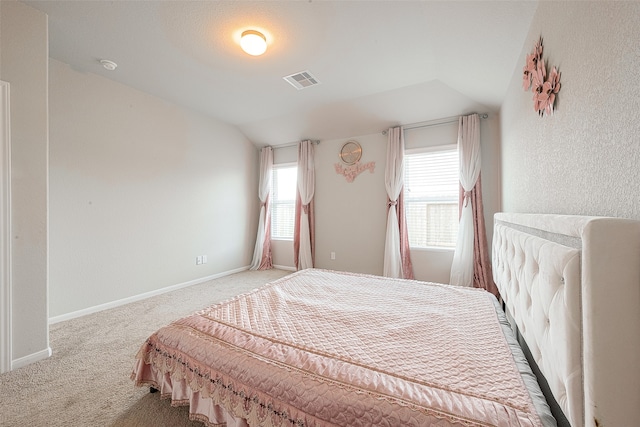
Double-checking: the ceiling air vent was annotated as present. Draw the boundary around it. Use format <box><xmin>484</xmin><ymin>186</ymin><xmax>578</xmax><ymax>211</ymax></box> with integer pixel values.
<box><xmin>283</xmin><ymin>70</ymin><xmax>321</xmax><ymax>90</ymax></box>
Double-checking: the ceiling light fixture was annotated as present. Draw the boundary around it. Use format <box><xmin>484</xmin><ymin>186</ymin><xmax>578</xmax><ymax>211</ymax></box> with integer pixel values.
<box><xmin>99</xmin><ymin>59</ymin><xmax>118</xmax><ymax>71</ymax></box>
<box><xmin>240</xmin><ymin>30</ymin><xmax>267</xmax><ymax>56</ymax></box>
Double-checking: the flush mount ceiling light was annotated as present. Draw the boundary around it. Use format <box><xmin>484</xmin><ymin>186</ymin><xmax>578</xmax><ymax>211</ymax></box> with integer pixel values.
<box><xmin>99</xmin><ymin>59</ymin><xmax>118</xmax><ymax>71</ymax></box>
<box><xmin>240</xmin><ymin>30</ymin><xmax>267</xmax><ymax>56</ymax></box>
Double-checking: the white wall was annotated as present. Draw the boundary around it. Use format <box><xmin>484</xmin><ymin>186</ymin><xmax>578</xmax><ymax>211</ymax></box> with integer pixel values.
<box><xmin>501</xmin><ymin>1</ymin><xmax>640</xmax><ymax>218</ymax></box>
<box><xmin>0</xmin><ymin>1</ymin><xmax>50</xmax><ymax>364</ymax></box>
<box><xmin>48</xmin><ymin>59</ymin><xmax>258</xmax><ymax>318</ymax></box>
<box><xmin>271</xmin><ymin>114</ymin><xmax>501</xmax><ymax>283</ymax></box>
<box><xmin>314</xmin><ymin>133</ymin><xmax>388</xmax><ymax>275</ymax></box>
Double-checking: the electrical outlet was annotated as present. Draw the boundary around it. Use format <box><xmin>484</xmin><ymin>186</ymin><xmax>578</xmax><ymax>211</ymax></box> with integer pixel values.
<box><xmin>196</xmin><ymin>256</ymin><xmax>203</xmax><ymax>265</ymax></box>
<box><xmin>330</xmin><ymin>251</ymin><xmax>336</xmax><ymax>260</ymax></box>
<box><xmin>202</xmin><ymin>255</ymin><xmax>207</xmax><ymax>264</ymax></box>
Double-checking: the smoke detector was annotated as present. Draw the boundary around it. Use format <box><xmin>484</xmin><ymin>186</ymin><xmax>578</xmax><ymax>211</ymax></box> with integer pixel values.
<box><xmin>283</xmin><ymin>70</ymin><xmax>320</xmax><ymax>90</ymax></box>
<box><xmin>99</xmin><ymin>59</ymin><xmax>118</xmax><ymax>71</ymax></box>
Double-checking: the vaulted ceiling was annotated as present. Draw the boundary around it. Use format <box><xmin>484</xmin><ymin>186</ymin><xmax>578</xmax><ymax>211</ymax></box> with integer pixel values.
<box><xmin>24</xmin><ymin>1</ymin><xmax>538</xmax><ymax>146</ymax></box>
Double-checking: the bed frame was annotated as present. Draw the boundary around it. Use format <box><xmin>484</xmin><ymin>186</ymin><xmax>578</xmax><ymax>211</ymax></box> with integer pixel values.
<box><xmin>492</xmin><ymin>213</ymin><xmax>640</xmax><ymax>427</ymax></box>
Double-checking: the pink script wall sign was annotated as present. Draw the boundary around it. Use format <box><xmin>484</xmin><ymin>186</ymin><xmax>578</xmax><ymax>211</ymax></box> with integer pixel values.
<box><xmin>334</xmin><ymin>161</ymin><xmax>376</xmax><ymax>183</ymax></box>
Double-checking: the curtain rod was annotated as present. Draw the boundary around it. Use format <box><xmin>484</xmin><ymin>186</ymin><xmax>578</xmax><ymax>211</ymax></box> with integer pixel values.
<box><xmin>268</xmin><ymin>139</ymin><xmax>321</xmax><ymax>150</ymax></box>
<box><xmin>382</xmin><ymin>113</ymin><xmax>488</xmax><ymax>135</ymax></box>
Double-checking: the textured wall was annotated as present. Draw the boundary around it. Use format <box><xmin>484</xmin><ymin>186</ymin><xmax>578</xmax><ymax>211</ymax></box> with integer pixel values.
<box><xmin>501</xmin><ymin>2</ymin><xmax>640</xmax><ymax>218</ymax></box>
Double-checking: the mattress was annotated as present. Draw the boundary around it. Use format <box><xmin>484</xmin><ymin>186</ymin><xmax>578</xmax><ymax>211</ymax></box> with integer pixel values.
<box><xmin>132</xmin><ymin>269</ymin><xmax>555</xmax><ymax>427</ymax></box>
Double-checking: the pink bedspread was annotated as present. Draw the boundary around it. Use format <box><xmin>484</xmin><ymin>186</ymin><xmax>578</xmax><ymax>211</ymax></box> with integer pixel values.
<box><xmin>132</xmin><ymin>269</ymin><xmax>544</xmax><ymax>427</ymax></box>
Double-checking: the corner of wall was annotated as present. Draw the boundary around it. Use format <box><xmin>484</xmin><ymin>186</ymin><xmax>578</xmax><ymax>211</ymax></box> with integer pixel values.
<box><xmin>1</xmin><ymin>0</ymin><xmax>50</xmax><ymax>367</ymax></box>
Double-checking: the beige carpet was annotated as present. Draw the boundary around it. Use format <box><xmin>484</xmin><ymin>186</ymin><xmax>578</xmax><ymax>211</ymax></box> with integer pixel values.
<box><xmin>0</xmin><ymin>268</ymin><xmax>291</xmax><ymax>427</ymax></box>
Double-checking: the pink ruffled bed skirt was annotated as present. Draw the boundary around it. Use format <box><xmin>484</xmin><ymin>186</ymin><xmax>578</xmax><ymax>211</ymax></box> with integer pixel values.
<box><xmin>134</xmin><ymin>358</ymin><xmax>249</xmax><ymax>427</ymax></box>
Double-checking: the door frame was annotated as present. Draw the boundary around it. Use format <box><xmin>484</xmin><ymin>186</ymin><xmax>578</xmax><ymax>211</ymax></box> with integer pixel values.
<box><xmin>1</xmin><ymin>80</ymin><xmax>12</xmax><ymax>373</ymax></box>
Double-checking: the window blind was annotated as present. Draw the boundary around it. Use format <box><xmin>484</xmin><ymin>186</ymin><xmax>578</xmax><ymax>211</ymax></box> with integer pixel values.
<box><xmin>404</xmin><ymin>147</ymin><xmax>459</xmax><ymax>248</ymax></box>
<box><xmin>271</xmin><ymin>165</ymin><xmax>297</xmax><ymax>240</ymax></box>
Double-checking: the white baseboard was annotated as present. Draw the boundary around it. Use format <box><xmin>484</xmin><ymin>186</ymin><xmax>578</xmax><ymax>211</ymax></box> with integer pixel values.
<box><xmin>49</xmin><ymin>266</ymin><xmax>250</xmax><ymax>325</ymax></box>
<box><xmin>12</xmin><ymin>346</ymin><xmax>52</xmax><ymax>370</ymax></box>
<box><xmin>273</xmin><ymin>264</ymin><xmax>296</xmax><ymax>271</ymax></box>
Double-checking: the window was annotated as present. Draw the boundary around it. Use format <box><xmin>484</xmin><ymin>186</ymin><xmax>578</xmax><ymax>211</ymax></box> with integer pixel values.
<box><xmin>404</xmin><ymin>145</ymin><xmax>459</xmax><ymax>248</ymax></box>
<box><xmin>271</xmin><ymin>164</ymin><xmax>297</xmax><ymax>240</ymax></box>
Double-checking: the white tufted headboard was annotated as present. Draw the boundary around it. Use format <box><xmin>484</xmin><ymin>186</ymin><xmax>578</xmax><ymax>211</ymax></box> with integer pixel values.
<box><xmin>492</xmin><ymin>213</ymin><xmax>640</xmax><ymax>427</ymax></box>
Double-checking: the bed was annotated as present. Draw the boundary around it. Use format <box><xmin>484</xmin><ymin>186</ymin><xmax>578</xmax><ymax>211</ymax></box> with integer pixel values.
<box><xmin>491</xmin><ymin>213</ymin><xmax>640</xmax><ymax>427</ymax></box>
<box><xmin>132</xmin><ymin>213</ymin><xmax>640</xmax><ymax>426</ymax></box>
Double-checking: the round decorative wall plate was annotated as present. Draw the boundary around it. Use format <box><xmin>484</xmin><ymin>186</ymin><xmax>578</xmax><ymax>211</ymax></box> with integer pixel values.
<box><xmin>339</xmin><ymin>140</ymin><xmax>362</xmax><ymax>165</ymax></box>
